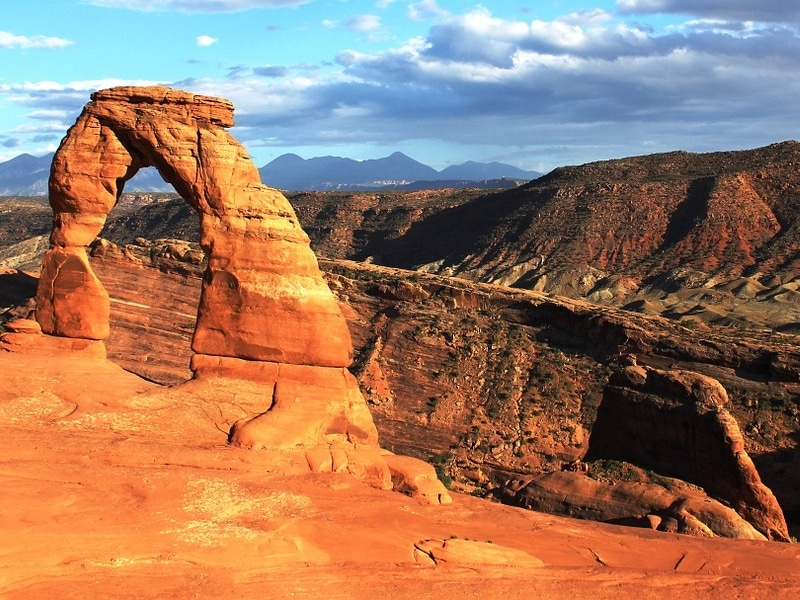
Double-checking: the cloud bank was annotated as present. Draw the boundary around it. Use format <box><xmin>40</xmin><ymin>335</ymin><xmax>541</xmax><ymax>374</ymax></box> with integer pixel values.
<box><xmin>617</xmin><ymin>0</ymin><xmax>800</xmax><ymax>24</ymax></box>
<box><xmin>3</xmin><ymin>3</ymin><xmax>799</xmax><ymax>168</ymax></box>
<box><xmin>0</xmin><ymin>31</ymin><xmax>73</xmax><ymax>49</ymax></box>
<box><xmin>223</xmin><ymin>6</ymin><xmax>799</xmax><ymax>164</ymax></box>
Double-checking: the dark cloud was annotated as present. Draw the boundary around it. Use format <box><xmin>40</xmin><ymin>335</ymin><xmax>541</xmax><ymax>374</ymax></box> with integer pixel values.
<box><xmin>328</xmin><ymin>12</ymin><xmax>800</xmax><ymax>125</ymax></box>
<box><xmin>617</xmin><ymin>0</ymin><xmax>800</xmax><ymax>24</ymax></box>
<box><xmin>233</xmin><ymin>8</ymin><xmax>800</xmax><ymax>164</ymax></box>
<box><xmin>32</xmin><ymin>134</ymin><xmax>60</xmax><ymax>143</ymax></box>
<box><xmin>254</xmin><ymin>65</ymin><xmax>290</xmax><ymax>78</ymax></box>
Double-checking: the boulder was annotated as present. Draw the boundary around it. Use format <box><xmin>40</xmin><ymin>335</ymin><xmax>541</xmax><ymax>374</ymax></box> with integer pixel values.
<box><xmin>382</xmin><ymin>453</ymin><xmax>453</xmax><ymax>505</ymax></box>
<box><xmin>499</xmin><ymin>471</ymin><xmax>765</xmax><ymax>540</ymax></box>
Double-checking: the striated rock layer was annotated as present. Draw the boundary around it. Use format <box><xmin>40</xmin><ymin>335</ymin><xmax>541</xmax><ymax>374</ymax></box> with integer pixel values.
<box><xmin>32</xmin><ymin>85</ymin><xmax>449</xmax><ymax>500</ymax></box>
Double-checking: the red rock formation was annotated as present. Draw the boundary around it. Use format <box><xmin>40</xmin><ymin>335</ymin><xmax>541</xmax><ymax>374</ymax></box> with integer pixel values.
<box><xmin>32</xmin><ymin>85</ymin><xmax>449</xmax><ymax>500</ymax></box>
<box><xmin>38</xmin><ymin>86</ymin><xmax>352</xmax><ymax>366</ymax></box>
<box><xmin>586</xmin><ymin>365</ymin><xmax>790</xmax><ymax>540</ymax></box>
<box><xmin>500</xmin><ymin>471</ymin><xmax>766</xmax><ymax>540</ymax></box>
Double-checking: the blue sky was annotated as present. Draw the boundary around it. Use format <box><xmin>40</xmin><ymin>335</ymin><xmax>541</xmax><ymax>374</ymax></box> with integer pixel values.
<box><xmin>1</xmin><ymin>0</ymin><xmax>799</xmax><ymax>172</ymax></box>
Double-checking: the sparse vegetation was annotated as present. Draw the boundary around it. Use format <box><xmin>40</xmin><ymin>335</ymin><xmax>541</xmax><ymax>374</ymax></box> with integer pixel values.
<box><xmin>586</xmin><ymin>459</ymin><xmax>643</xmax><ymax>483</ymax></box>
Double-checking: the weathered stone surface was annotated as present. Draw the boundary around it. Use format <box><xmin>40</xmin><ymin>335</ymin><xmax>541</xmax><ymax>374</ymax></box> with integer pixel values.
<box><xmin>0</xmin><ymin>331</ymin><xmax>107</xmax><ymax>359</ymax></box>
<box><xmin>383</xmin><ymin>453</ymin><xmax>453</xmax><ymax>505</ymax></box>
<box><xmin>36</xmin><ymin>247</ymin><xmax>110</xmax><ymax>340</ymax></box>
<box><xmin>586</xmin><ymin>365</ymin><xmax>789</xmax><ymax>540</ymax></box>
<box><xmin>32</xmin><ymin>86</ymin><xmax>450</xmax><ymax>495</ymax></box>
<box><xmin>413</xmin><ymin>538</ymin><xmax>543</xmax><ymax>568</ymax></box>
<box><xmin>3</xmin><ymin>318</ymin><xmax>42</xmax><ymax>335</ymax></box>
<box><xmin>191</xmin><ymin>355</ymin><xmax>394</xmax><ymax>489</ymax></box>
<box><xmin>192</xmin><ymin>354</ymin><xmax>378</xmax><ymax>446</ymax></box>
<box><xmin>37</xmin><ymin>85</ymin><xmax>352</xmax><ymax>367</ymax></box>
<box><xmin>500</xmin><ymin>471</ymin><xmax>765</xmax><ymax>540</ymax></box>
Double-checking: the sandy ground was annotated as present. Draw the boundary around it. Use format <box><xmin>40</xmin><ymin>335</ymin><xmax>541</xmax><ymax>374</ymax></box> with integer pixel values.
<box><xmin>1</xmin><ymin>341</ymin><xmax>799</xmax><ymax>600</ymax></box>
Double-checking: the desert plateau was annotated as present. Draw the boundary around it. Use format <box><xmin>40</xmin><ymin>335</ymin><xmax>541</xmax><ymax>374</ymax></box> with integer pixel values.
<box><xmin>2</xmin><ymin>86</ymin><xmax>800</xmax><ymax>599</ymax></box>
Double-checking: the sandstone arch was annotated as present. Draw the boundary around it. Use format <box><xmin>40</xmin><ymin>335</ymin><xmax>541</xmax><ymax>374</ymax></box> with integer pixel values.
<box><xmin>37</xmin><ymin>86</ymin><xmax>351</xmax><ymax>367</ymax></box>
<box><xmin>34</xmin><ymin>86</ymin><xmax>452</xmax><ymax>500</ymax></box>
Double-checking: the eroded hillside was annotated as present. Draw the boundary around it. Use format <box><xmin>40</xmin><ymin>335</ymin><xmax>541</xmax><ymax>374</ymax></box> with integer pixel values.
<box><xmin>37</xmin><ymin>140</ymin><xmax>800</xmax><ymax>332</ymax></box>
<box><xmin>3</xmin><ymin>142</ymin><xmax>800</xmax><ymax>540</ymax></box>
<box><xmin>4</xmin><ymin>238</ymin><xmax>797</xmax><ymax>540</ymax></box>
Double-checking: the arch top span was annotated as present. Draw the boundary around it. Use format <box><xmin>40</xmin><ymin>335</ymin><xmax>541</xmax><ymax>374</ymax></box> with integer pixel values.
<box><xmin>36</xmin><ymin>85</ymin><xmax>354</xmax><ymax>368</ymax></box>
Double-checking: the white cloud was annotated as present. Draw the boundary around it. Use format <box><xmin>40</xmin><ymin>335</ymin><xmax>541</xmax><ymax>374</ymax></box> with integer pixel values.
<box><xmin>347</xmin><ymin>15</ymin><xmax>381</xmax><ymax>33</ymax></box>
<box><xmin>408</xmin><ymin>0</ymin><xmax>448</xmax><ymax>22</ymax></box>
<box><xmin>3</xmin><ymin>6</ymin><xmax>800</xmax><ymax>170</ymax></box>
<box><xmin>0</xmin><ymin>78</ymin><xmax>166</xmax><ymax>120</ymax></box>
<box><xmin>294</xmin><ymin>6</ymin><xmax>800</xmax><ymax>161</ymax></box>
<box><xmin>0</xmin><ymin>31</ymin><xmax>73</xmax><ymax>49</ymax></box>
<box><xmin>561</xmin><ymin>9</ymin><xmax>612</xmax><ymax>27</ymax></box>
<box><xmin>86</xmin><ymin>0</ymin><xmax>312</xmax><ymax>12</ymax></box>
<box><xmin>8</xmin><ymin>122</ymin><xmax>68</xmax><ymax>135</ymax></box>
<box><xmin>1</xmin><ymin>78</ymin><xmax>163</xmax><ymax>95</ymax></box>
<box><xmin>196</xmin><ymin>35</ymin><xmax>218</xmax><ymax>46</ymax></box>
<box><xmin>25</xmin><ymin>109</ymin><xmax>69</xmax><ymax>120</ymax></box>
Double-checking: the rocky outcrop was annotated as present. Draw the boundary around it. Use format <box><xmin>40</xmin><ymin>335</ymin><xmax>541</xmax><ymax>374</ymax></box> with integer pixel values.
<box><xmin>500</xmin><ymin>471</ymin><xmax>766</xmax><ymax>540</ymax></box>
<box><xmin>413</xmin><ymin>538</ymin><xmax>543</xmax><ymax>568</ymax></box>
<box><xmin>586</xmin><ymin>365</ymin><xmax>789</xmax><ymax>540</ymax></box>
<box><xmin>382</xmin><ymin>452</ymin><xmax>453</xmax><ymax>504</ymax></box>
<box><xmin>38</xmin><ymin>86</ymin><xmax>352</xmax><ymax>366</ymax></box>
<box><xmin>365</xmin><ymin>142</ymin><xmax>800</xmax><ymax>286</ymax></box>
<box><xmin>31</xmin><ymin>86</ymin><xmax>450</xmax><ymax>498</ymax></box>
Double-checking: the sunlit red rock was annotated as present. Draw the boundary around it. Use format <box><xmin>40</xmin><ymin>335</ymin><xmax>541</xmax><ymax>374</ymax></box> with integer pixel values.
<box><xmin>38</xmin><ymin>86</ymin><xmax>352</xmax><ymax>366</ymax></box>
<box><xmin>587</xmin><ymin>365</ymin><xmax>790</xmax><ymax>541</ymax></box>
<box><xmin>32</xmin><ymin>86</ymin><xmax>448</xmax><ymax>494</ymax></box>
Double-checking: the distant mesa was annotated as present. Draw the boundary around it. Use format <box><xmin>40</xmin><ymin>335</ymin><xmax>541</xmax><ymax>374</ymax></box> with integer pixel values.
<box><xmin>29</xmin><ymin>84</ymin><xmax>451</xmax><ymax>502</ymax></box>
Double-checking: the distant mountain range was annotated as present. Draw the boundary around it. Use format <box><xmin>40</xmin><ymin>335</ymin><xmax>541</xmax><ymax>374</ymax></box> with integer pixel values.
<box><xmin>257</xmin><ymin>152</ymin><xmax>541</xmax><ymax>191</ymax></box>
<box><xmin>0</xmin><ymin>151</ymin><xmax>541</xmax><ymax>195</ymax></box>
<box><xmin>0</xmin><ymin>154</ymin><xmax>50</xmax><ymax>196</ymax></box>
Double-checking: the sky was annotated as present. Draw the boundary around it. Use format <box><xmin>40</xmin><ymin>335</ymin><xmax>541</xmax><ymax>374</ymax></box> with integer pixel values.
<box><xmin>1</xmin><ymin>0</ymin><xmax>799</xmax><ymax>173</ymax></box>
